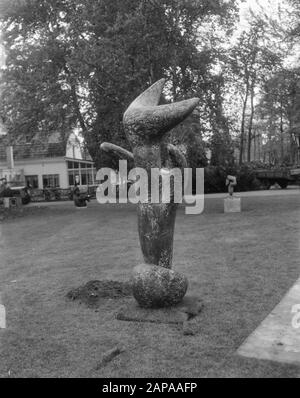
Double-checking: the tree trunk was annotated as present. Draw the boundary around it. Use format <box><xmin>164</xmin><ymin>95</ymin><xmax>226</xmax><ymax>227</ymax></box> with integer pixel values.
<box><xmin>247</xmin><ymin>79</ymin><xmax>255</xmax><ymax>162</ymax></box>
<box><xmin>147</xmin><ymin>44</ymin><xmax>154</xmax><ymax>84</ymax></box>
<box><xmin>289</xmin><ymin>120</ymin><xmax>294</xmax><ymax>164</ymax></box>
<box><xmin>253</xmin><ymin>130</ymin><xmax>256</xmax><ymax>160</ymax></box>
<box><xmin>280</xmin><ymin>99</ymin><xmax>284</xmax><ymax>163</ymax></box>
<box><xmin>239</xmin><ymin>87</ymin><xmax>249</xmax><ymax>165</ymax></box>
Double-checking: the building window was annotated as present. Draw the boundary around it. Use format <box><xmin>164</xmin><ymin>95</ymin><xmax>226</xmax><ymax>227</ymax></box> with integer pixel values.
<box><xmin>68</xmin><ymin>171</ymin><xmax>74</xmax><ymax>186</ymax></box>
<box><xmin>43</xmin><ymin>174</ymin><xmax>60</xmax><ymax>188</ymax></box>
<box><xmin>87</xmin><ymin>169</ymin><xmax>94</xmax><ymax>184</ymax></box>
<box><xmin>67</xmin><ymin>161</ymin><xmax>95</xmax><ymax>186</ymax></box>
<box><xmin>81</xmin><ymin>172</ymin><xmax>87</xmax><ymax>185</ymax></box>
<box><xmin>25</xmin><ymin>175</ymin><xmax>39</xmax><ymax>189</ymax></box>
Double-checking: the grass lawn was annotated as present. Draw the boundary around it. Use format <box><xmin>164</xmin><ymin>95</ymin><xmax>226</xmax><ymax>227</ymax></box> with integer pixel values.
<box><xmin>0</xmin><ymin>193</ymin><xmax>300</xmax><ymax>378</ymax></box>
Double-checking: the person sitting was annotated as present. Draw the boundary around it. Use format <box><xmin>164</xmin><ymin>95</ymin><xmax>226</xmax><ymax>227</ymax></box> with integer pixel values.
<box><xmin>73</xmin><ymin>185</ymin><xmax>90</xmax><ymax>208</ymax></box>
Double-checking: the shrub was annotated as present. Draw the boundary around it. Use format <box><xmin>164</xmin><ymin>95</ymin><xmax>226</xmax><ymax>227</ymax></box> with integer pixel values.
<box><xmin>203</xmin><ymin>162</ymin><xmax>270</xmax><ymax>194</ymax></box>
<box><xmin>204</xmin><ymin>166</ymin><xmax>227</xmax><ymax>194</ymax></box>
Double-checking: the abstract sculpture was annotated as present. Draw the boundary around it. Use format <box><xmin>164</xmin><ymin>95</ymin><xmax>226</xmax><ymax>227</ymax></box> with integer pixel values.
<box><xmin>226</xmin><ymin>175</ymin><xmax>237</xmax><ymax>197</ymax></box>
<box><xmin>224</xmin><ymin>175</ymin><xmax>241</xmax><ymax>213</ymax></box>
<box><xmin>101</xmin><ymin>79</ymin><xmax>199</xmax><ymax>308</ymax></box>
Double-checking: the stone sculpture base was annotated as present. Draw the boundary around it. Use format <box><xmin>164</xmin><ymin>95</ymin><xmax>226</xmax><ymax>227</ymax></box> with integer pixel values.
<box><xmin>224</xmin><ymin>196</ymin><xmax>241</xmax><ymax>213</ymax></box>
<box><xmin>132</xmin><ymin>264</ymin><xmax>188</xmax><ymax>308</ymax></box>
<box><xmin>116</xmin><ymin>296</ymin><xmax>203</xmax><ymax>335</ymax></box>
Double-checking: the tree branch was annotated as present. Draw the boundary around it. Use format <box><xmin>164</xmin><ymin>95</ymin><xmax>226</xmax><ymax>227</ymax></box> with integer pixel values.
<box><xmin>63</xmin><ymin>63</ymin><xmax>88</xmax><ymax>134</ymax></box>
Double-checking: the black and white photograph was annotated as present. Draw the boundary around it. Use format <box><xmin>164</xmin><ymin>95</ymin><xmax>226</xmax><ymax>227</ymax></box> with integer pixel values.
<box><xmin>0</xmin><ymin>0</ymin><xmax>300</xmax><ymax>384</ymax></box>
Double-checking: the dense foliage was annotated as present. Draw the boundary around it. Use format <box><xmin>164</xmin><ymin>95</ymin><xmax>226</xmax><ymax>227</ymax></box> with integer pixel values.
<box><xmin>0</xmin><ymin>0</ymin><xmax>238</xmax><ymax>169</ymax></box>
<box><xmin>0</xmin><ymin>0</ymin><xmax>299</xmax><ymax>173</ymax></box>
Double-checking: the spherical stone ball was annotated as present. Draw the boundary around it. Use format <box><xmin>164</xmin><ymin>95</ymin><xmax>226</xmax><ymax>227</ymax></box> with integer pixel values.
<box><xmin>132</xmin><ymin>264</ymin><xmax>188</xmax><ymax>308</ymax></box>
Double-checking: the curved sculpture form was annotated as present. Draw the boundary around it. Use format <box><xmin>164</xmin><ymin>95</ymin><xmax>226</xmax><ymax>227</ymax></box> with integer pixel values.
<box><xmin>226</xmin><ymin>175</ymin><xmax>237</xmax><ymax>197</ymax></box>
<box><xmin>101</xmin><ymin>79</ymin><xmax>199</xmax><ymax>308</ymax></box>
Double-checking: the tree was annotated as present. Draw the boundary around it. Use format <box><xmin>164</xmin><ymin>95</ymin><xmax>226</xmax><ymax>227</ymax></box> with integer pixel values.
<box><xmin>227</xmin><ymin>19</ymin><xmax>283</xmax><ymax>164</ymax></box>
<box><xmin>168</xmin><ymin>113</ymin><xmax>207</xmax><ymax>169</ymax></box>
<box><xmin>257</xmin><ymin>68</ymin><xmax>300</xmax><ymax>164</ymax></box>
<box><xmin>0</xmin><ymin>0</ymin><xmax>239</xmax><ymax>169</ymax></box>
<box><xmin>206</xmin><ymin>73</ymin><xmax>234</xmax><ymax>166</ymax></box>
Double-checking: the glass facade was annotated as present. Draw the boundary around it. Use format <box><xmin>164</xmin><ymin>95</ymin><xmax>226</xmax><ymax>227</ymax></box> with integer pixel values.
<box><xmin>67</xmin><ymin>161</ymin><xmax>96</xmax><ymax>186</ymax></box>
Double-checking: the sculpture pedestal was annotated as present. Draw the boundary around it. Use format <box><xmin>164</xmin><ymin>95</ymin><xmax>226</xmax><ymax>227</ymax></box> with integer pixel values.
<box><xmin>224</xmin><ymin>196</ymin><xmax>241</xmax><ymax>213</ymax></box>
<box><xmin>116</xmin><ymin>296</ymin><xmax>203</xmax><ymax>335</ymax></box>
<box><xmin>3</xmin><ymin>198</ymin><xmax>10</xmax><ymax>208</ymax></box>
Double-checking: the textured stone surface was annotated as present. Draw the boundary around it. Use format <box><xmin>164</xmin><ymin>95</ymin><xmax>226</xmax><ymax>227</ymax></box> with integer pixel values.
<box><xmin>116</xmin><ymin>295</ymin><xmax>203</xmax><ymax>335</ymax></box>
<box><xmin>237</xmin><ymin>276</ymin><xmax>300</xmax><ymax>365</ymax></box>
<box><xmin>137</xmin><ymin>203</ymin><xmax>177</xmax><ymax>268</ymax></box>
<box><xmin>224</xmin><ymin>197</ymin><xmax>241</xmax><ymax>213</ymax></box>
<box><xmin>123</xmin><ymin>79</ymin><xmax>199</xmax><ymax>148</ymax></box>
<box><xmin>122</xmin><ymin>79</ymin><xmax>199</xmax><ymax>273</ymax></box>
<box><xmin>116</xmin><ymin>301</ymin><xmax>188</xmax><ymax>324</ymax></box>
<box><xmin>131</xmin><ymin>264</ymin><xmax>188</xmax><ymax>308</ymax></box>
<box><xmin>100</xmin><ymin>79</ymin><xmax>200</xmax><ymax>309</ymax></box>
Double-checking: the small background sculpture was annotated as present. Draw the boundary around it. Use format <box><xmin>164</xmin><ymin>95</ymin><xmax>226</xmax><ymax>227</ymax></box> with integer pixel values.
<box><xmin>224</xmin><ymin>174</ymin><xmax>241</xmax><ymax>213</ymax></box>
<box><xmin>101</xmin><ymin>79</ymin><xmax>199</xmax><ymax>308</ymax></box>
<box><xmin>226</xmin><ymin>175</ymin><xmax>237</xmax><ymax>197</ymax></box>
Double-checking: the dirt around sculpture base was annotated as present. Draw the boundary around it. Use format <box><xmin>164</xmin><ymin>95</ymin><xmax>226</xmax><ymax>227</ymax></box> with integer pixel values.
<box><xmin>66</xmin><ymin>280</ymin><xmax>132</xmax><ymax>308</ymax></box>
<box><xmin>131</xmin><ymin>264</ymin><xmax>188</xmax><ymax>308</ymax></box>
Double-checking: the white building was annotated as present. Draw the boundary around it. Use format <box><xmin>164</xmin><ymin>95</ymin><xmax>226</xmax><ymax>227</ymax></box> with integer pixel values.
<box><xmin>0</xmin><ymin>132</ymin><xmax>96</xmax><ymax>189</ymax></box>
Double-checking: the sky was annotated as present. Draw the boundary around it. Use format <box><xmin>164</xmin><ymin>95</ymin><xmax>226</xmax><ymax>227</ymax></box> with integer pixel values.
<box><xmin>238</xmin><ymin>0</ymin><xmax>288</xmax><ymax>35</ymax></box>
<box><xmin>239</xmin><ymin>0</ymin><xmax>298</xmax><ymax>66</ymax></box>
<box><xmin>239</xmin><ymin>0</ymin><xmax>281</xmax><ymax>22</ymax></box>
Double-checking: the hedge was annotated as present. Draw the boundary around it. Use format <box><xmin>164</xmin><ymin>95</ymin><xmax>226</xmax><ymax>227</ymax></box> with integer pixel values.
<box><xmin>203</xmin><ymin>162</ymin><xmax>269</xmax><ymax>194</ymax></box>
